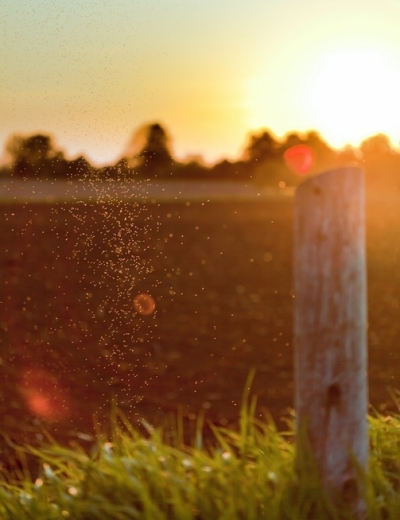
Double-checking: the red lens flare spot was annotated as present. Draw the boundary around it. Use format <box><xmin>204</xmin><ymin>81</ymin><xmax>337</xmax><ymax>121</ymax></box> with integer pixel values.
<box><xmin>284</xmin><ymin>144</ymin><xmax>315</xmax><ymax>175</ymax></box>
<box><xmin>19</xmin><ymin>369</ymin><xmax>69</xmax><ymax>422</ymax></box>
<box><xmin>27</xmin><ymin>394</ymin><xmax>53</xmax><ymax>418</ymax></box>
<box><xmin>133</xmin><ymin>293</ymin><xmax>156</xmax><ymax>316</ymax></box>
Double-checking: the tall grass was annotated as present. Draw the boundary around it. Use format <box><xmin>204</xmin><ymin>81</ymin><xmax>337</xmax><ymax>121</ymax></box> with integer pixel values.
<box><xmin>2</xmin><ymin>379</ymin><xmax>400</xmax><ymax>519</ymax></box>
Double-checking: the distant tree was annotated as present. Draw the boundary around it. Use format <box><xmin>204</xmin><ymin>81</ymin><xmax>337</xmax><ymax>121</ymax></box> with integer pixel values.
<box><xmin>5</xmin><ymin>133</ymin><xmax>66</xmax><ymax>178</ymax></box>
<box><xmin>66</xmin><ymin>156</ymin><xmax>94</xmax><ymax>179</ymax></box>
<box><xmin>6</xmin><ymin>134</ymin><xmax>54</xmax><ymax>164</ymax></box>
<box><xmin>123</xmin><ymin>123</ymin><xmax>175</xmax><ymax>177</ymax></box>
<box><xmin>336</xmin><ymin>145</ymin><xmax>361</xmax><ymax>166</ymax></box>
<box><xmin>209</xmin><ymin>159</ymin><xmax>251</xmax><ymax>180</ymax></box>
<box><xmin>281</xmin><ymin>132</ymin><xmax>303</xmax><ymax>151</ymax></box>
<box><xmin>360</xmin><ymin>134</ymin><xmax>400</xmax><ymax>191</ymax></box>
<box><xmin>277</xmin><ymin>130</ymin><xmax>337</xmax><ymax>177</ymax></box>
<box><xmin>240</xmin><ymin>129</ymin><xmax>289</xmax><ymax>185</ymax></box>
<box><xmin>302</xmin><ymin>131</ymin><xmax>336</xmax><ymax>173</ymax></box>
<box><xmin>242</xmin><ymin>130</ymin><xmax>279</xmax><ymax>164</ymax></box>
<box><xmin>302</xmin><ymin>131</ymin><xmax>332</xmax><ymax>153</ymax></box>
<box><xmin>174</xmin><ymin>160</ymin><xmax>211</xmax><ymax>179</ymax></box>
<box><xmin>97</xmin><ymin>158</ymin><xmax>137</xmax><ymax>181</ymax></box>
<box><xmin>241</xmin><ymin>130</ymin><xmax>301</xmax><ymax>186</ymax></box>
<box><xmin>360</xmin><ymin>133</ymin><xmax>393</xmax><ymax>158</ymax></box>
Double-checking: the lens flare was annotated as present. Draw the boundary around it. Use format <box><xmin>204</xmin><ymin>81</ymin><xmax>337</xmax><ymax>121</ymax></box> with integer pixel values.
<box><xmin>284</xmin><ymin>144</ymin><xmax>315</xmax><ymax>175</ymax></box>
<box><xmin>19</xmin><ymin>368</ymin><xmax>69</xmax><ymax>422</ymax></box>
<box><xmin>133</xmin><ymin>293</ymin><xmax>156</xmax><ymax>316</ymax></box>
<box><xmin>27</xmin><ymin>394</ymin><xmax>53</xmax><ymax>418</ymax></box>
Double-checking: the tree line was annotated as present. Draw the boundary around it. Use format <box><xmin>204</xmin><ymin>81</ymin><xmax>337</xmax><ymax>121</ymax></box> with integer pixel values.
<box><xmin>1</xmin><ymin>122</ymin><xmax>399</xmax><ymax>190</ymax></box>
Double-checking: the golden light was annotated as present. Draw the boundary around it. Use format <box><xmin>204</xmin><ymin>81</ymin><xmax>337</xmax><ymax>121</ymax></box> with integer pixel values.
<box><xmin>305</xmin><ymin>48</ymin><xmax>400</xmax><ymax>147</ymax></box>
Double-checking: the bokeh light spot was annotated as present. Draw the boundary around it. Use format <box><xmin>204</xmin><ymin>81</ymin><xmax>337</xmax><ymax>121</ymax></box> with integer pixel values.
<box><xmin>19</xmin><ymin>368</ymin><xmax>69</xmax><ymax>422</ymax></box>
<box><xmin>133</xmin><ymin>293</ymin><xmax>156</xmax><ymax>316</ymax></box>
<box><xmin>284</xmin><ymin>144</ymin><xmax>315</xmax><ymax>175</ymax></box>
<box><xmin>28</xmin><ymin>394</ymin><xmax>53</xmax><ymax>418</ymax></box>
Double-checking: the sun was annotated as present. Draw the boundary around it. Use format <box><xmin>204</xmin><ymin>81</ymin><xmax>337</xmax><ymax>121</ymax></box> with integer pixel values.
<box><xmin>245</xmin><ymin>43</ymin><xmax>400</xmax><ymax>150</ymax></box>
<box><xmin>304</xmin><ymin>48</ymin><xmax>400</xmax><ymax>147</ymax></box>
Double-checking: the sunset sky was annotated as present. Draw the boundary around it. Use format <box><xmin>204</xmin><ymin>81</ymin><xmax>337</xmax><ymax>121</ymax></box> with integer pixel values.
<box><xmin>2</xmin><ymin>0</ymin><xmax>400</xmax><ymax>166</ymax></box>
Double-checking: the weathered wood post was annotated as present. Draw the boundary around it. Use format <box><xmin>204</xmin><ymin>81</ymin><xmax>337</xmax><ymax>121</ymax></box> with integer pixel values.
<box><xmin>294</xmin><ymin>167</ymin><xmax>368</xmax><ymax>516</ymax></box>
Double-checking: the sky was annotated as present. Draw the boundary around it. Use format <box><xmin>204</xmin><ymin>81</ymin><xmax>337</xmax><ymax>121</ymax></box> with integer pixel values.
<box><xmin>2</xmin><ymin>0</ymin><xmax>400</xmax><ymax>166</ymax></box>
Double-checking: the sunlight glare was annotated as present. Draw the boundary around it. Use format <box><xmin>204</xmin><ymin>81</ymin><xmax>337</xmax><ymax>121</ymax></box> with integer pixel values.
<box><xmin>305</xmin><ymin>49</ymin><xmax>400</xmax><ymax>147</ymax></box>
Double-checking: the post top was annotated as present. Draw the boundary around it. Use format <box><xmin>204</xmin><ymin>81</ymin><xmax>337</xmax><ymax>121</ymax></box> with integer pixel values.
<box><xmin>296</xmin><ymin>166</ymin><xmax>364</xmax><ymax>199</ymax></box>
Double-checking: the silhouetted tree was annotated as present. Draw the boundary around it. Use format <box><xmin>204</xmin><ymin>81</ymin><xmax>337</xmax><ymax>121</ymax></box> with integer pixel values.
<box><xmin>360</xmin><ymin>133</ymin><xmax>393</xmax><ymax>158</ymax></box>
<box><xmin>302</xmin><ymin>131</ymin><xmax>336</xmax><ymax>173</ymax></box>
<box><xmin>174</xmin><ymin>160</ymin><xmax>211</xmax><ymax>179</ymax></box>
<box><xmin>281</xmin><ymin>132</ymin><xmax>303</xmax><ymax>150</ymax></box>
<box><xmin>66</xmin><ymin>156</ymin><xmax>94</xmax><ymax>179</ymax></box>
<box><xmin>241</xmin><ymin>130</ymin><xmax>299</xmax><ymax>186</ymax></box>
<box><xmin>242</xmin><ymin>130</ymin><xmax>279</xmax><ymax>164</ymax></box>
<box><xmin>336</xmin><ymin>145</ymin><xmax>361</xmax><ymax>166</ymax></box>
<box><xmin>97</xmin><ymin>158</ymin><xmax>137</xmax><ymax>181</ymax></box>
<box><xmin>123</xmin><ymin>123</ymin><xmax>175</xmax><ymax>177</ymax></box>
<box><xmin>241</xmin><ymin>130</ymin><xmax>289</xmax><ymax>185</ymax></box>
<box><xmin>360</xmin><ymin>134</ymin><xmax>400</xmax><ymax>191</ymax></box>
<box><xmin>302</xmin><ymin>131</ymin><xmax>332</xmax><ymax>153</ymax></box>
<box><xmin>209</xmin><ymin>159</ymin><xmax>250</xmax><ymax>180</ymax></box>
<box><xmin>5</xmin><ymin>133</ymin><xmax>67</xmax><ymax>178</ymax></box>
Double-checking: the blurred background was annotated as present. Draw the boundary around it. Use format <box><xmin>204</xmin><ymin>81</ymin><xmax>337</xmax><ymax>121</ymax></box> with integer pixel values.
<box><xmin>1</xmin><ymin>0</ymin><xmax>400</xmax><ymax>470</ymax></box>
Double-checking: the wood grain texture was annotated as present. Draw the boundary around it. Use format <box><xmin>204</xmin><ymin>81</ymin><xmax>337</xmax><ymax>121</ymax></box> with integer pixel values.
<box><xmin>294</xmin><ymin>167</ymin><xmax>368</xmax><ymax>516</ymax></box>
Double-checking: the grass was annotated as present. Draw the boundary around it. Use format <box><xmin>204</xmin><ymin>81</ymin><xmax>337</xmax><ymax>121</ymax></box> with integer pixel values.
<box><xmin>2</xmin><ymin>379</ymin><xmax>400</xmax><ymax>519</ymax></box>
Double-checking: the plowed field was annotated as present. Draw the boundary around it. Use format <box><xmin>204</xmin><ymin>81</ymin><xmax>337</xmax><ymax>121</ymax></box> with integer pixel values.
<box><xmin>1</xmin><ymin>194</ymin><xmax>400</xmax><ymax>466</ymax></box>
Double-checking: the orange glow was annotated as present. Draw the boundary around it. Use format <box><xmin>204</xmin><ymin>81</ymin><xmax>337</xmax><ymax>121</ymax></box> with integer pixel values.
<box><xmin>27</xmin><ymin>393</ymin><xmax>53</xmax><ymax>418</ymax></box>
<box><xmin>133</xmin><ymin>293</ymin><xmax>156</xmax><ymax>316</ymax></box>
<box><xmin>19</xmin><ymin>368</ymin><xmax>69</xmax><ymax>422</ymax></box>
<box><xmin>284</xmin><ymin>144</ymin><xmax>315</xmax><ymax>175</ymax></box>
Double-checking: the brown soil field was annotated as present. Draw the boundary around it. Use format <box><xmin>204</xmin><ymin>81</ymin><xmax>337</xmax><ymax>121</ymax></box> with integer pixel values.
<box><xmin>1</xmin><ymin>195</ymin><xmax>400</xmax><ymax>467</ymax></box>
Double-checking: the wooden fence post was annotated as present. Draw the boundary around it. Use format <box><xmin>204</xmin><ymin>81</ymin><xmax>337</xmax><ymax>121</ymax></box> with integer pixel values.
<box><xmin>294</xmin><ymin>167</ymin><xmax>368</xmax><ymax>516</ymax></box>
